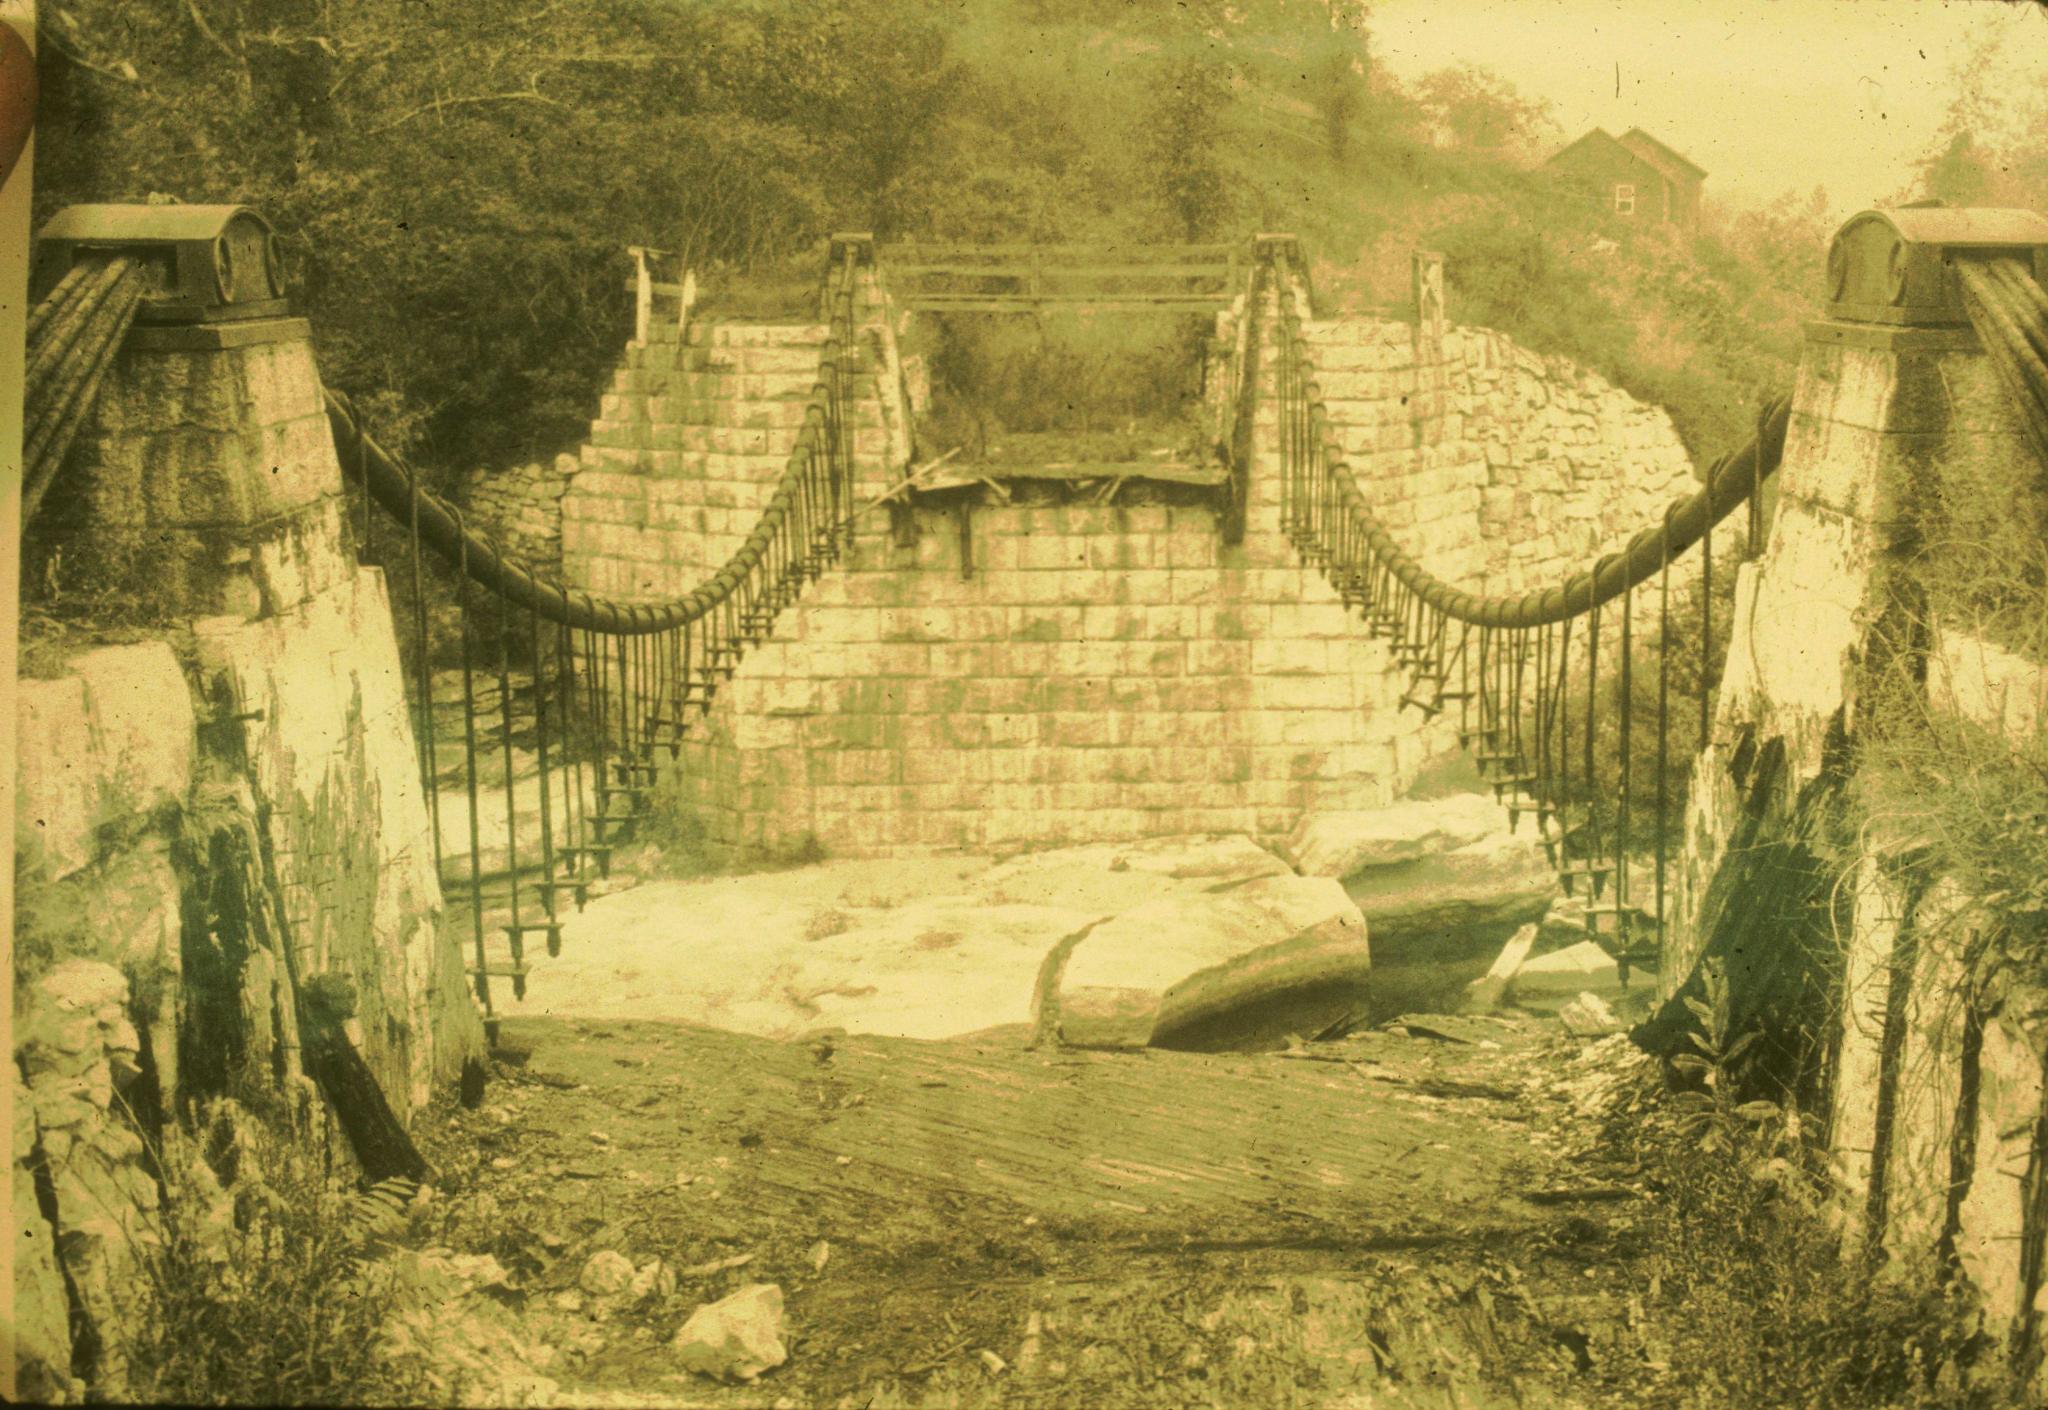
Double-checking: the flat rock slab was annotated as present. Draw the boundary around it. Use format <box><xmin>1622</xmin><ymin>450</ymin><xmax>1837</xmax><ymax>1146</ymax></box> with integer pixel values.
<box><xmin>1053</xmin><ymin>874</ymin><xmax>1370</xmax><ymax>1050</ymax></box>
<box><xmin>1290</xmin><ymin>794</ymin><xmax>1557</xmax><ymax>951</ymax></box>
<box><xmin>542</xmin><ymin>866</ymin><xmax>1092</xmax><ymax>1039</ymax></box>
<box><xmin>1283</xmin><ymin>794</ymin><xmax>1511</xmax><ymax>878</ymax></box>
<box><xmin>980</xmin><ymin>834</ymin><xmax>1290</xmax><ymax>900</ymax></box>
<box><xmin>1505</xmin><ymin>939</ymin><xmax>1624</xmax><ymax>1010</ymax></box>
<box><xmin>532</xmin><ymin>837</ymin><xmax>1372</xmax><ymax>1049</ymax></box>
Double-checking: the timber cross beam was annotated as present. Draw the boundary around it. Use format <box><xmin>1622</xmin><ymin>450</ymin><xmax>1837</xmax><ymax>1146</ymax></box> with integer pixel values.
<box><xmin>877</xmin><ymin>240</ymin><xmax>1247</xmax><ymax>315</ymax></box>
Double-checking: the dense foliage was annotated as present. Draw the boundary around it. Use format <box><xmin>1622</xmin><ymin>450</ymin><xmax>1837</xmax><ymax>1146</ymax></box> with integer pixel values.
<box><xmin>42</xmin><ymin>0</ymin><xmax>2011</xmax><ymax>489</ymax></box>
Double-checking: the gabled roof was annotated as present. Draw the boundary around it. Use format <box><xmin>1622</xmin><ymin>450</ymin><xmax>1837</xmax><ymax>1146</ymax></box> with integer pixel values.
<box><xmin>1617</xmin><ymin>128</ymin><xmax>1707</xmax><ymax>183</ymax></box>
<box><xmin>1544</xmin><ymin>127</ymin><xmax>1627</xmax><ymax>168</ymax></box>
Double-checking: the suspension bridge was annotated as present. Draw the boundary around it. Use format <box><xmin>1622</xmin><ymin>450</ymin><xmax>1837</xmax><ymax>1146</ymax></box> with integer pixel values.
<box><xmin>23</xmin><ymin>210</ymin><xmax>2048</xmax><ymax>1038</ymax></box>
<box><xmin>18</xmin><ymin>202</ymin><xmax>2048</xmax><ymax>1383</ymax></box>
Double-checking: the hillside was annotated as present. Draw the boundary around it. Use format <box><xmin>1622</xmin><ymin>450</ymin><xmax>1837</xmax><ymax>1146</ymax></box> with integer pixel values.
<box><xmin>35</xmin><ymin>0</ymin><xmax>1853</xmax><ymax>483</ymax></box>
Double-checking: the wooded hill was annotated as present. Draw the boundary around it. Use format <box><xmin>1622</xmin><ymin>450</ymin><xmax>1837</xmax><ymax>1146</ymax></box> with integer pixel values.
<box><xmin>35</xmin><ymin>0</ymin><xmax>2040</xmax><ymax>484</ymax></box>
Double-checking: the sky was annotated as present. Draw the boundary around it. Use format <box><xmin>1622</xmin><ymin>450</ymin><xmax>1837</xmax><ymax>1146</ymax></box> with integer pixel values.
<box><xmin>1364</xmin><ymin>0</ymin><xmax>2048</xmax><ymax>222</ymax></box>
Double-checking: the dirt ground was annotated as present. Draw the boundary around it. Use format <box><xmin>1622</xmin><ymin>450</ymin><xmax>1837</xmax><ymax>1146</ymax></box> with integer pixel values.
<box><xmin>405</xmin><ymin>1011</ymin><xmax>1687</xmax><ymax>1409</ymax></box>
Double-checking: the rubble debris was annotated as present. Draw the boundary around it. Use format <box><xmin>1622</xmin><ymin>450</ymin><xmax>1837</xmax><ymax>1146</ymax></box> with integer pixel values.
<box><xmin>679</xmin><ymin>1251</ymin><xmax>756</xmax><ymax>1278</ymax></box>
<box><xmin>673</xmin><ymin>1282</ymin><xmax>789</xmax><ymax>1382</ymax></box>
<box><xmin>1559</xmin><ymin>991</ymin><xmax>1622</xmax><ymax>1037</ymax></box>
<box><xmin>1466</xmin><ymin>922</ymin><xmax>1540</xmax><ymax>1011</ymax></box>
<box><xmin>630</xmin><ymin>1258</ymin><xmax>677</xmax><ymax>1300</ymax></box>
<box><xmin>578</xmin><ymin>1250</ymin><xmax>635</xmax><ymax>1298</ymax></box>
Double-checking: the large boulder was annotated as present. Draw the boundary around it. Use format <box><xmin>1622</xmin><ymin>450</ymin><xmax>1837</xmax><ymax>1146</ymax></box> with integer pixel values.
<box><xmin>544</xmin><ymin>837</ymin><xmax>1361</xmax><ymax>1049</ymax></box>
<box><xmin>18</xmin><ymin>961</ymin><xmax>162</xmax><ymax>1399</ymax></box>
<box><xmin>981</xmin><ymin>834</ymin><xmax>1289</xmax><ymax>903</ymax></box>
<box><xmin>545</xmin><ymin>870</ymin><xmax>1099</xmax><ymax>1040</ymax></box>
<box><xmin>1288</xmin><ymin>795</ymin><xmax>1557</xmax><ymax>950</ymax></box>
<box><xmin>1282</xmin><ymin>794</ymin><xmax>1508</xmax><ymax>877</ymax></box>
<box><xmin>1051</xmin><ymin>873</ymin><xmax>1370</xmax><ymax>1050</ymax></box>
<box><xmin>786</xmin><ymin>899</ymin><xmax>1104</xmax><ymax>1040</ymax></box>
<box><xmin>673</xmin><ymin>1283</ymin><xmax>788</xmax><ymax>1383</ymax></box>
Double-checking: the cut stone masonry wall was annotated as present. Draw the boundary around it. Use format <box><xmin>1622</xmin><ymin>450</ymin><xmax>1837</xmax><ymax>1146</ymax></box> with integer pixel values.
<box><xmin>559</xmin><ymin>316</ymin><xmax>897</xmax><ymax>600</ymax></box>
<box><xmin>15</xmin><ymin>320</ymin><xmax>483</xmax><ymax>1396</ymax></box>
<box><xmin>464</xmin><ymin>452</ymin><xmax>580</xmax><ymax>579</ymax></box>
<box><xmin>1300</xmin><ymin>318</ymin><xmax>1698</xmax><ymax>592</ymax></box>
<box><xmin>545</xmin><ymin>293</ymin><xmax>1698</xmax><ymax>858</ymax></box>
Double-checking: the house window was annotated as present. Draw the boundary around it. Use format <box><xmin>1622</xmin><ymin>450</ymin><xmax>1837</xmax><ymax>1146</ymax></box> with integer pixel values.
<box><xmin>1614</xmin><ymin>183</ymin><xmax>1636</xmax><ymax>215</ymax></box>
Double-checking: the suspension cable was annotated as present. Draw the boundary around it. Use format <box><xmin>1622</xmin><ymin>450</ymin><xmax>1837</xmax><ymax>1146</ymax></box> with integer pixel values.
<box><xmin>22</xmin><ymin>255</ymin><xmax>150</xmax><ymax>523</ymax></box>
<box><xmin>1265</xmin><ymin>244</ymin><xmax>1790</xmax><ymax>629</ymax></box>
<box><xmin>322</xmin><ymin>248</ymin><xmax>866</xmax><ymax>636</ymax></box>
<box><xmin>1956</xmin><ymin>256</ymin><xmax>2048</xmax><ymax>465</ymax></box>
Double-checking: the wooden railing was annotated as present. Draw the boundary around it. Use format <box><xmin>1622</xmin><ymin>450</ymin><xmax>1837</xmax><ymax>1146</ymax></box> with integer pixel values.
<box><xmin>877</xmin><ymin>241</ymin><xmax>1244</xmax><ymax>314</ymax></box>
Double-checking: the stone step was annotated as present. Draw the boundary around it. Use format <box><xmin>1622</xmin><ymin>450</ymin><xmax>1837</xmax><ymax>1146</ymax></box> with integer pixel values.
<box><xmin>575</xmin><ymin>411</ymin><xmax>889</xmax><ymax>461</ymax></box>
<box><xmin>1294</xmin><ymin>340</ymin><xmax>1415</xmax><ymax>373</ymax></box>
<box><xmin>587</xmin><ymin>405</ymin><xmax>887</xmax><ymax>452</ymax></box>
<box><xmin>617</xmin><ymin>346</ymin><xmax>870</xmax><ymax>382</ymax></box>
<box><xmin>623</xmin><ymin>346</ymin><xmax>739</xmax><ymax>374</ymax></box>
<box><xmin>607</xmin><ymin>370</ymin><xmax>822</xmax><ymax>401</ymax></box>
<box><xmin>657</xmin><ymin>321</ymin><xmax>830</xmax><ymax>349</ymax></box>
<box><xmin>621</xmin><ymin>350</ymin><xmax>849</xmax><ymax>379</ymax></box>
<box><xmin>597</xmin><ymin>390</ymin><xmax>814</xmax><ymax>425</ymax></box>
<box><xmin>608</xmin><ymin>362</ymin><xmax>878</xmax><ymax>400</ymax></box>
<box><xmin>597</xmin><ymin>395</ymin><xmax>822</xmax><ymax>429</ymax></box>
<box><xmin>572</xmin><ymin>437</ymin><xmax>806</xmax><ymax>475</ymax></box>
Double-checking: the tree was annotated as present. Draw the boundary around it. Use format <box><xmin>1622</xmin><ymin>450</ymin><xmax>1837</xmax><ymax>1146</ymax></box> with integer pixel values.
<box><xmin>1413</xmin><ymin>64</ymin><xmax>1555</xmax><ymax>162</ymax></box>
<box><xmin>1141</xmin><ymin>56</ymin><xmax>1235</xmax><ymax>241</ymax></box>
<box><xmin>1921</xmin><ymin>131</ymin><xmax>1997</xmax><ymax>207</ymax></box>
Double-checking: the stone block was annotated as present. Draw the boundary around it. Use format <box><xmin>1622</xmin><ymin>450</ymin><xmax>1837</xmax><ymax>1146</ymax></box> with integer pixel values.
<box><xmin>1779</xmin><ymin>413</ymin><xmax>1932</xmax><ymax>524</ymax></box>
<box><xmin>1929</xmin><ymin>626</ymin><xmax>2045</xmax><ymax>739</ymax></box>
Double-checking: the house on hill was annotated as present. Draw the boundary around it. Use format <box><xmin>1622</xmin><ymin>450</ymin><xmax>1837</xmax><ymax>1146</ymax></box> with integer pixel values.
<box><xmin>1544</xmin><ymin>127</ymin><xmax>1706</xmax><ymax>232</ymax></box>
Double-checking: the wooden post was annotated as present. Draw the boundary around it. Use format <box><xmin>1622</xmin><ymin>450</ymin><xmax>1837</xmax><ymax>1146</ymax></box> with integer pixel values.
<box><xmin>1412</xmin><ymin>249</ymin><xmax>1446</xmax><ymax>364</ymax></box>
<box><xmin>628</xmin><ymin>246</ymin><xmax>652</xmax><ymax>347</ymax></box>
<box><xmin>677</xmin><ymin>267</ymin><xmax>697</xmax><ymax>344</ymax></box>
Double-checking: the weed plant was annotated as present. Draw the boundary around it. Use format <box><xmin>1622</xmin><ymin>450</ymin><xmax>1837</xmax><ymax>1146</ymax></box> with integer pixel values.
<box><xmin>1630</xmin><ymin>964</ymin><xmax>2027</xmax><ymax>1409</ymax></box>
<box><xmin>912</xmin><ymin>309</ymin><xmax>1210</xmax><ymax>462</ymax></box>
<box><xmin>127</xmin><ymin>1093</ymin><xmax>435</xmax><ymax>1406</ymax></box>
<box><xmin>1855</xmin><ymin>437</ymin><xmax>2048</xmax><ymax>989</ymax></box>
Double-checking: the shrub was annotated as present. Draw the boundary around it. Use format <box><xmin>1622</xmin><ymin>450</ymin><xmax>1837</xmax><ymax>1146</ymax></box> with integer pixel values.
<box><xmin>913</xmin><ymin>308</ymin><xmax>1209</xmax><ymax>456</ymax></box>
<box><xmin>1854</xmin><ymin>438</ymin><xmax>2048</xmax><ymax>990</ymax></box>
<box><xmin>1632</xmin><ymin>963</ymin><xmax>2025</xmax><ymax>1408</ymax></box>
<box><xmin>128</xmin><ymin>1095</ymin><xmax>435</xmax><ymax>1406</ymax></box>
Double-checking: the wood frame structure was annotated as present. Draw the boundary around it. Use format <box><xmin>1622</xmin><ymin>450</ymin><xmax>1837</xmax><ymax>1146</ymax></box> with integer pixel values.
<box><xmin>878</xmin><ymin>241</ymin><xmax>1244</xmax><ymax>315</ymax></box>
